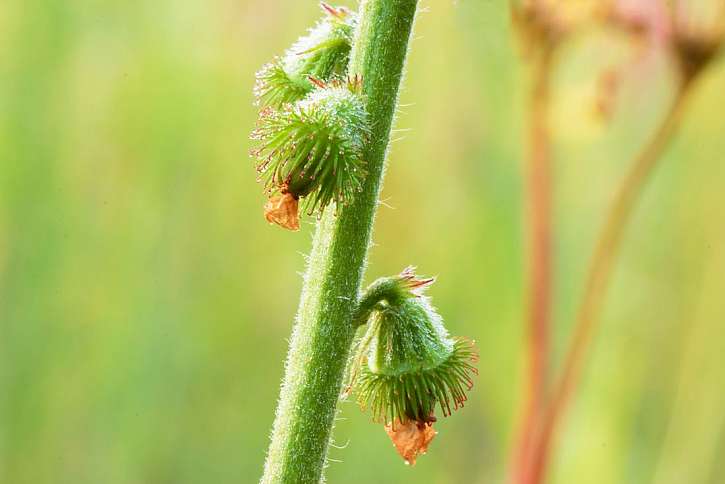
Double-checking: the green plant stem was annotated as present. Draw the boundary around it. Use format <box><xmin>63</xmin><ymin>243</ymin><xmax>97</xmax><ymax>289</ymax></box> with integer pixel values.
<box><xmin>525</xmin><ymin>85</ymin><xmax>693</xmax><ymax>484</ymax></box>
<box><xmin>261</xmin><ymin>1</ymin><xmax>419</xmax><ymax>482</ymax></box>
<box><xmin>511</xmin><ymin>45</ymin><xmax>555</xmax><ymax>484</ymax></box>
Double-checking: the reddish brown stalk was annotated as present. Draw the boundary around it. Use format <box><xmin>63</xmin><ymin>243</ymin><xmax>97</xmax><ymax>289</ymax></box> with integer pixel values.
<box><xmin>511</xmin><ymin>45</ymin><xmax>555</xmax><ymax>484</ymax></box>
<box><xmin>526</xmin><ymin>85</ymin><xmax>692</xmax><ymax>484</ymax></box>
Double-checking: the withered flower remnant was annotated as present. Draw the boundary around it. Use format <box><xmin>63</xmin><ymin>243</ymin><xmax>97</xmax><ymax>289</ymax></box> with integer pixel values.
<box><xmin>385</xmin><ymin>419</ymin><xmax>437</xmax><ymax>466</ymax></box>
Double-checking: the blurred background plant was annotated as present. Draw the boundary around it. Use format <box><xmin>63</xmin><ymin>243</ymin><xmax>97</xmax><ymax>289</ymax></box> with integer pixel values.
<box><xmin>1</xmin><ymin>0</ymin><xmax>724</xmax><ymax>483</ymax></box>
<box><xmin>509</xmin><ymin>1</ymin><xmax>724</xmax><ymax>483</ymax></box>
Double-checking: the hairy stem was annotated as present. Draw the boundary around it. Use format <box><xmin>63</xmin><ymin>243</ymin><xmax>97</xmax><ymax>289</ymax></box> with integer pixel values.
<box><xmin>526</xmin><ymin>86</ymin><xmax>693</xmax><ymax>484</ymax></box>
<box><xmin>511</xmin><ymin>46</ymin><xmax>555</xmax><ymax>484</ymax></box>
<box><xmin>261</xmin><ymin>1</ymin><xmax>419</xmax><ymax>482</ymax></box>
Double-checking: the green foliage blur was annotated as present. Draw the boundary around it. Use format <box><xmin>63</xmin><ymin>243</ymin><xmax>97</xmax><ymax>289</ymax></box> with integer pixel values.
<box><xmin>1</xmin><ymin>1</ymin><xmax>724</xmax><ymax>482</ymax></box>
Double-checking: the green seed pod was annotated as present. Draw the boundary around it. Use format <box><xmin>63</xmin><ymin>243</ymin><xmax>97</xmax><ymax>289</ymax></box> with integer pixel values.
<box><xmin>353</xmin><ymin>269</ymin><xmax>478</xmax><ymax>425</ymax></box>
<box><xmin>251</xmin><ymin>77</ymin><xmax>369</xmax><ymax>230</ymax></box>
<box><xmin>254</xmin><ymin>3</ymin><xmax>357</xmax><ymax>108</ymax></box>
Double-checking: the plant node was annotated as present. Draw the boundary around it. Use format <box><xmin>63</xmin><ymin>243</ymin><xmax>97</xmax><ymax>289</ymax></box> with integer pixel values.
<box><xmin>671</xmin><ymin>28</ymin><xmax>724</xmax><ymax>86</ymax></box>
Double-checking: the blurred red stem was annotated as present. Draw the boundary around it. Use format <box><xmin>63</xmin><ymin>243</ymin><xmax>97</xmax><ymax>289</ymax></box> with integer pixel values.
<box><xmin>526</xmin><ymin>86</ymin><xmax>692</xmax><ymax>484</ymax></box>
<box><xmin>512</xmin><ymin>46</ymin><xmax>555</xmax><ymax>484</ymax></box>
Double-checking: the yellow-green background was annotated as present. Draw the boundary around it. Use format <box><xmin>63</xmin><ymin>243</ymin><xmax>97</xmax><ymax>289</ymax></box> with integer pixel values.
<box><xmin>1</xmin><ymin>1</ymin><xmax>724</xmax><ymax>482</ymax></box>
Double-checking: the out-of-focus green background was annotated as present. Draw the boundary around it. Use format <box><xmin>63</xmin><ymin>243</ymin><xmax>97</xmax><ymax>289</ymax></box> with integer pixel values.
<box><xmin>1</xmin><ymin>0</ymin><xmax>724</xmax><ymax>482</ymax></box>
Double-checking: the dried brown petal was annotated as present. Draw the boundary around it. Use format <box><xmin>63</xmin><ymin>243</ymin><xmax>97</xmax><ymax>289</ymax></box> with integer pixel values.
<box><xmin>264</xmin><ymin>193</ymin><xmax>300</xmax><ymax>231</ymax></box>
<box><xmin>384</xmin><ymin>419</ymin><xmax>437</xmax><ymax>466</ymax></box>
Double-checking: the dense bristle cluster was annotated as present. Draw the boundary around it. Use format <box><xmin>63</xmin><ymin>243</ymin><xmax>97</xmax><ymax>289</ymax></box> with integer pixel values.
<box><xmin>253</xmin><ymin>3</ymin><xmax>357</xmax><ymax>109</ymax></box>
<box><xmin>356</xmin><ymin>338</ymin><xmax>478</xmax><ymax>424</ymax></box>
<box><xmin>251</xmin><ymin>80</ymin><xmax>369</xmax><ymax>216</ymax></box>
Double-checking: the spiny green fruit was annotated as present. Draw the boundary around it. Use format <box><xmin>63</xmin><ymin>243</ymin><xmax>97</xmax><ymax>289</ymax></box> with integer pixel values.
<box><xmin>250</xmin><ymin>77</ymin><xmax>369</xmax><ymax>230</ymax></box>
<box><xmin>353</xmin><ymin>269</ymin><xmax>478</xmax><ymax>425</ymax></box>
<box><xmin>254</xmin><ymin>3</ymin><xmax>357</xmax><ymax>108</ymax></box>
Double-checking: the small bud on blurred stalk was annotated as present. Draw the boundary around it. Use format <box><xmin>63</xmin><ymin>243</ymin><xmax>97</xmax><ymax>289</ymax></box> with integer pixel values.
<box><xmin>669</xmin><ymin>0</ymin><xmax>725</xmax><ymax>86</ymax></box>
